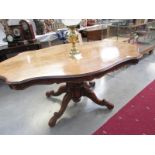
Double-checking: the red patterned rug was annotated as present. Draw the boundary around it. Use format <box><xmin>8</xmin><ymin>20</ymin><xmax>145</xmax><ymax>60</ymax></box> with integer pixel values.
<box><xmin>93</xmin><ymin>80</ymin><xmax>155</xmax><ymax>135</ymax></box>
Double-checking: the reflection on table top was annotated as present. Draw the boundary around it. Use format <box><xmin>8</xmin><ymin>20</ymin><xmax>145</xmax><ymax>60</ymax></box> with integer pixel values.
<box><xmin>0</xmin><ymin>39</ymin><xmax>140</xmax><ymax>84</ymax></box>
<box><xmin>108</xmin><ymin>36</ymin><xmax>155</xmax><ymax>55</ymax></box>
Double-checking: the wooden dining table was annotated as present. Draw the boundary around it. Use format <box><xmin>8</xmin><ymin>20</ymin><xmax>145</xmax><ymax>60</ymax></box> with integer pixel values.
<box><xmin>0</xmin><ymin>39</ymin><xmax>141</xmax><ymax>127</ymax></box>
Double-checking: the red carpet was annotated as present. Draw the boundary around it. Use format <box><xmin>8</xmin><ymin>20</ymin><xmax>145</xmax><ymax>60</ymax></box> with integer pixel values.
<box><xmin>93</xmin><ymin>80</ymin><xmax>155</xmax><ymax>135</ymax></box>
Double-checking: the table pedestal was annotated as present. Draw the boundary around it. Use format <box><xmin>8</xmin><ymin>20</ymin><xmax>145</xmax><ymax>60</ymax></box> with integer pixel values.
<box><xmin>46</xmin><ymin>81</ymin><xmax>114</xmax><ymax>127</ymax></box>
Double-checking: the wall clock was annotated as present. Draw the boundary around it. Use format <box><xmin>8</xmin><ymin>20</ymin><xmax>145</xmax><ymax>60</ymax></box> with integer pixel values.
<box><xmin>6</xmin><ymin>34</ymin><xmax>14</xmax><ymax>43</ymax></box>
<box><xmin>6</xmin><ymin>20</ymin><xmax>36</xmax><ymax>47</ymax></box>
<box><xmin>13</xmin><ymin>28</ymin><xmax>21</xmax><ymax>37</ymax></box>
<box><xmin>20</xmin><ymin>20</ymin><xmax>35</xmax><ymax>43</ymax></box>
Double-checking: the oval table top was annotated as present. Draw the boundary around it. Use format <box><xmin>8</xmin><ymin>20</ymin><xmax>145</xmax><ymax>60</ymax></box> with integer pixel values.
<box><xmin>0</xmin><ymin>39</ymin><xmax>141</xmax><ymax>85</ymax></box>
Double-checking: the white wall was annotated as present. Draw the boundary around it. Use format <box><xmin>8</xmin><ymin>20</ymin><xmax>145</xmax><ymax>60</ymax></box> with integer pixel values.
<box><xmin>7</xmin><ymin>19</ymin><xmax>21</xmax><ymax>25</ymax></box>
<box><xmin>0</xmin><ymin>23</ymin><xmax>7</xmax><ymax>46</ymax></box>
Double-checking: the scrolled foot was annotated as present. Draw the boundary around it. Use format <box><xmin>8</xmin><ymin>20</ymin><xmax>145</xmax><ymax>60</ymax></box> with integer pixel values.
<box><xmin>48</xmin><ymin>113</ymin><xmax>58</xmax><ymax>127</ymax></box>
<box><xmin>48</xmin><ymin>93</ymin><xmax>72</xmax><ymax>127</ymax></box>
<box><xmin>83</xmin><ymin>86</ymin><xmax>114</xmax><ymax>110</ymax></box>
<box><xmin>149</xmin><ymin>50</ymin><xmax>153</xmax><ymax>55</ymax></box>
<box><xmin>103</xmin><ymin>100</ymin><xmax>114</xmax><ymax>110</ymax></box>
<box><xmin>46</xmin><ymin>90</ymin><xmax>54</xmax><ymax>98</ymax></box>
<box><xmin>46</xmin><ymin>85</ymin><xmax>67</xmax><ymax>98</ymax></box>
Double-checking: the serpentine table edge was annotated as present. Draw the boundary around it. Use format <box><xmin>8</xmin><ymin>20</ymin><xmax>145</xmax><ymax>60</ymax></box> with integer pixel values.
<box><xmin>0</xmin><ymin>57</ymin><xmax>139</xmax><ymax>90</ymax></box>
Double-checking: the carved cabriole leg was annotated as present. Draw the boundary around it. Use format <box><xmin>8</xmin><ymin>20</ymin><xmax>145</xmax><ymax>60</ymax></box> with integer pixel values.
<box><xmin>48</xmin><ymin>81</ymin><xmax>114</xmax><ymax>127</ymax></box>
<box><xmin>48</xmin><ymin>82</ymin><xmax>83</xmax><ymax>127</ymax></box>
<box><xmin>46</xmin><ymin>85</ymin><xmax>67</xmax><ymax>97</ymax></box>
<box><xmin>46</xmin><ymin>82</ymin><xmax>95</xmax><ymax>98</ymax></box>
<box><xmin>48</xmin><ymin>93</ymin><xmax>72</xmax><ymax>127</ymax></box>
<box><xmin>83</xmin><ymin>85</ymin><xmax>114</xmax><ymax>110</ymax></box>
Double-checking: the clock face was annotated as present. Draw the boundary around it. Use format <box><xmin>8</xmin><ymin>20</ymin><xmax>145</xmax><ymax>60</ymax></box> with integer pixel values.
<box><xmin>22</xmin><ymin>22</ymin><xmax>29</xmax><ymax>31</ymax></box>
<box><xmin>13</xmin><ymin>28</ymin><xmax>20</xmax><ymax>37</ymax></box>
<box><xmin>6</xmin><ymin>34</ymin><xmax>14</xmax><ymax>42</ymax></box>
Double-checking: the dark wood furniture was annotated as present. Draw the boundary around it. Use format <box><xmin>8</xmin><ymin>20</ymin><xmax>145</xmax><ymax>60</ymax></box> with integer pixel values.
<box><xmin>0</xmin><ymin>40</ymin><xmax>141</xmax><ymax>127</ymax></box>
<box><xmin>87</xmin><ymin>29</ymin><xmax>102</xmax><ymax>41</ymax></box>
<box><xmin>83</xmin><ymin>25</ymin><xmax>107</xmax><ymax>41</ymax></box>
<box><xmin>79</xmin><ymin>25</ymin><xmax>108</xmax><ymax>41</ymax></box>
<box><xmin>0</xmin><ymin>42</ymin><xmax>41</xmax><ymax>61</ymax></box>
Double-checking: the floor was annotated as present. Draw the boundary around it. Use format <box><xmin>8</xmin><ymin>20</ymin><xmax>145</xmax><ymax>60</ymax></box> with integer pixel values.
<box><xmin>0</xmin><ymin>51</ymin><xmax>155</xmax><ymax>135</ymax></box>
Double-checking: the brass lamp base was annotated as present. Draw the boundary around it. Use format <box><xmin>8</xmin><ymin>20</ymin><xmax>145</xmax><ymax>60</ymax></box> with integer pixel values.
<box><xmin>69</xmin><ymin>46</ymin><xmax>80</xmax><ymax>56</ymax></box>
<box><xmin>67</xmin><ymin>26</ymin><xmax>80</xmax><ymax>57</ymax></box>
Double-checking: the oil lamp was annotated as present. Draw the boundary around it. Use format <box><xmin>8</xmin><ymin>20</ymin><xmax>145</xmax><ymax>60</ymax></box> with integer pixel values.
<box><xmin>62</xmin><ymin>19</ymin><xmax>81</xmax><ymax>57</ymax></box>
